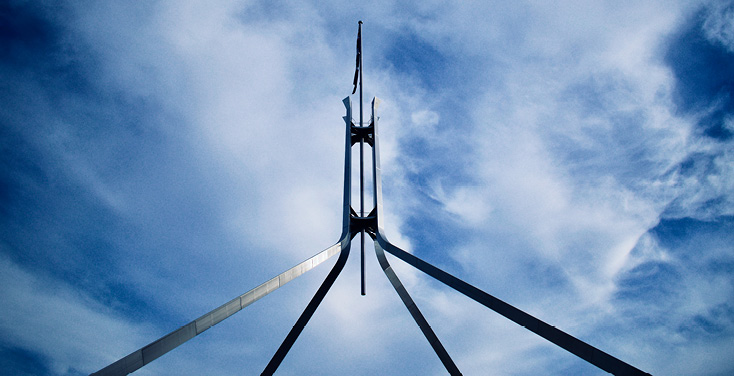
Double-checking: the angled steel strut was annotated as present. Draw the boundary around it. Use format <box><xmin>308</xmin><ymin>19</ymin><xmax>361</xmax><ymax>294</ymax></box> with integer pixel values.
<box><xmin>92</xmin><ymin>21</ymin><xmax>652</xmax><ymax>376</ymax></box>
<box><xmin>90</xmin><ymin>242</ymin><xmax>343</xmax><ymax>376</ymax></box>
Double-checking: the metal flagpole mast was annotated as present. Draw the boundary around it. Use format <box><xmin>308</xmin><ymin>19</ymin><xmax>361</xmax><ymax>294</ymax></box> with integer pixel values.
<box><xmin>357</xmin><ymin>21</ymin><xmax>366</xmax><ymax>296</ymax></box>
<box><xmin>261</xmin><ymin>22</ymin><xmax>461</xmax><ymax>375</ymax></box>
<box><xmin>91</xmin><ymin>21</ymin><xmax>652</xmax><ymax>376</ymax></box>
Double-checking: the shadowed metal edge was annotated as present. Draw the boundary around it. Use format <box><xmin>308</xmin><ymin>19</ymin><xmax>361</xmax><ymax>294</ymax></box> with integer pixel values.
<box><xmin>374</xmin><ymin>240</ymin><xmax>462</xmax><ymax>375</ymax></box>
<box><xmin>367</xmin><ymin>94</ymin><xmax>651</xmax><ymax>375</ymax></box>
<box><xmin>377</xmin><ymin>238</ymin><xmax>652</xmax><ymax>376</ymax></box>
<box><xmin>259</xmin><ymin>97</ymin><xmax>357</xmax><ymax>375</ymax></box>
<box><xmin>366</xmin><ymin>97</ymin><xmax>462</xmax><ymax>374</ymax></box>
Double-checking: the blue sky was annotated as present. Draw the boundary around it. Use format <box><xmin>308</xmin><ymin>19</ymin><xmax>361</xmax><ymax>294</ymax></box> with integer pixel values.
<box><xmin>1</xmin><ymin>1</ymin><xmax>733</xmax><ymax>375</ymax></box>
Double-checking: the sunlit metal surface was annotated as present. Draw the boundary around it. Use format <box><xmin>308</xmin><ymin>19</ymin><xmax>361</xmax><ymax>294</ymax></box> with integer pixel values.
<box><xmin>90</xmin><ymin>243</ymin><xmax>341</xmax><ymax>376</ymax></box>
<box><xmin>260</xmin><ymin>97</ymin><xmax>357</xmax><ymax>376</ymax></box>
<box><xmin>261</xmin><ymin>239</ymin><xmax>351</xmax><ymax>376</ymax></box>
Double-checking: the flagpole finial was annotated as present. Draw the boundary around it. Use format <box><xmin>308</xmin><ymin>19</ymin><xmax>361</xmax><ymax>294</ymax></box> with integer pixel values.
<box><xmin>359</xmin><ymin>20</ymin><xmax>362</xmax><ymax>24</ymax></box>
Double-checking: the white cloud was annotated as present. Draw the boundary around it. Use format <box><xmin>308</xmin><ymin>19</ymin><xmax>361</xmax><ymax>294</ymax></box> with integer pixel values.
<box><xmin>410</xmin><ymin>109</ymin><xmax>439</xmax><ymax>128</ymax></box>
<box><xmin>4</xmin><ymin>1</ymin><xmax>732</xmax><ymax>375</ymax></box>
<box><xmin>702</xmin><ymin>0</ymin><xmax>734</xmax><ymax>53</ymax></box>
<box><xmin>0</xmin><ymin>254</ymin><xmax>153</xmax><ymax>375</ymax></box>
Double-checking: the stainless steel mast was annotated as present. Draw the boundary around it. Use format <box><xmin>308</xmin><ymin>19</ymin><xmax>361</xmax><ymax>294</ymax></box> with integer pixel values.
<box><xmin>358</xmin><ymin>21</ymin><xmax>366</xmax><ymax>296</ymax></box>
<box><xmin>91</xmin><ymin>22</ymin><xmax>652</xmax><ymax>376</ymax></box>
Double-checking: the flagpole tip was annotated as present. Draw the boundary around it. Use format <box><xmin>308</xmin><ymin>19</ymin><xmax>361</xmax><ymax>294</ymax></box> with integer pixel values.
<box><xmin>358</xmin><ymin>20</ymin><xmax>363</xmax><ymax>24</ymax></box>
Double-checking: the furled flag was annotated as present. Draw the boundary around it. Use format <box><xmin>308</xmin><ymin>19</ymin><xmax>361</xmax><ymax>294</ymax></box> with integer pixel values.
<box><xmin>352</xmin><ymin>21</ymin><xmax>362</xmax><ymax>94</ymax></box>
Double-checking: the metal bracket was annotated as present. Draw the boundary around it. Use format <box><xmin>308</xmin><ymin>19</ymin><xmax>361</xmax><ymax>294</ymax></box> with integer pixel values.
<box><xmin>349</xmin><ymin>207</ymin><xmax>377</xmax><ymax>238</ymax></box>
<box><xmin>351</xmin><ymin>121</ymin><xmax>374</xmax><ymax>146</ymax></box>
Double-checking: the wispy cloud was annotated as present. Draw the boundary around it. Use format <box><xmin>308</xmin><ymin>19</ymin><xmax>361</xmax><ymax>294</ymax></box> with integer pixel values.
<box><xmin>0</xmin><ymin>253</ymin><xmax>153</xmax><ymax>375</ymax></box>
<box><xmin>1</xmin><ymin>1</ymin><xmax>732</xmax><ymax>375</ymax></box>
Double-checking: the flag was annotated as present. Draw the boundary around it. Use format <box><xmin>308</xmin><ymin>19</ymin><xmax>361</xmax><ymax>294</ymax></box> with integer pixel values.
<box><xmin>352</xmin><ymin>22</ymin><xmax>362</xmax><ymax>94</ymax></box>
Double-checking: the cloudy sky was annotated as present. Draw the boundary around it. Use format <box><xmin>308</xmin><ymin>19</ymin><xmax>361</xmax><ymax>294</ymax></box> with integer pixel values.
<box><xmin>2</xmin><ymin>1</ymin><xmax>733</xmax><ymax>375</ymax></box>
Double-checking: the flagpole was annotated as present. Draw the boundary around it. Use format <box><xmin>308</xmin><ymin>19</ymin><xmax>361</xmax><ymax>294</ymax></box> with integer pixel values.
<box><xmin>357</xmin><ymin>21</ymin><xmax>366</xmax><ymax>296</ymax></box>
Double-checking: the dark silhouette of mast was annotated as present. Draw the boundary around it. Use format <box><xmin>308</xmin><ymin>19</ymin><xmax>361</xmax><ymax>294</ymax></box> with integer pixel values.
<box><xmin>91</xmin><ymin>22</ymin><xmax>651</xmax><ymax>376</ymax></box>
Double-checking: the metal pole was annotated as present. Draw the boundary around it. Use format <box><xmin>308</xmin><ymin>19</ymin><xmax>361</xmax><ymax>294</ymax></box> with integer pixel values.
<box><xmin>358</xmin><ymin>21</ymin><xmax>366</xmax><ymax>296</ymax></box>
